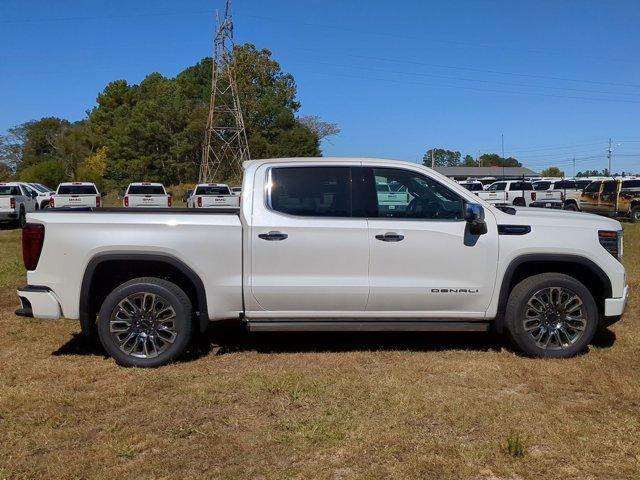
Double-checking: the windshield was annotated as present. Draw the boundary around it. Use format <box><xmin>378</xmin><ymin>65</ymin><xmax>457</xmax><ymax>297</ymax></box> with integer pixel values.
<box><xmin>533</xmin><ymin>181</ymin><xmax>551</xmax><ymax>191</ymax></box>
<box><xmin>0</xmin><ymin>186</ymin><xmax>21</xmax><ymax>195</ymax></box>
<box><xmin>57</xmin><ymin>185</ymin><xmax>98</xmax><ymax>195</ymax></box>
<box><xmin>195</xmin><ymin>185</ymin><xmax>230</xmax><ymax>195</ymax></box>
<box><xmin>128</xmin><ymin>185</ymin><xmax>166</xmax><ymax>195</ymax></box>
<box><xmin>31</xmin><ymin>184</ymin><xmax>52</xmax><ymax>193</ymax></box>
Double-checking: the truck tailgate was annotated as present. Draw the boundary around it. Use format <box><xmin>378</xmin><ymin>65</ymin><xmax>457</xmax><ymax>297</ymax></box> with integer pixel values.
<box><xmin>199</xmin><ymin>195</ymin><xmax>240</xmax><ymax>208</ymax></box>
<box><xmin>128</xmin><ymin>195</ymin><xmax>169</xmax><ymax>207</ymax></box>
<box><xmin>54</xmin><ymin>195</ymin><xmax>98</xmax><ymax>207</ymax></box>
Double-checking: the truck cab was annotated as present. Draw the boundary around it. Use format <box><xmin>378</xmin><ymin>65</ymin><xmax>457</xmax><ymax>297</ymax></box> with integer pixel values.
<box><xmin>51</xmin><ymin>182</ymin><xmax>101</xmax><ymax>208</ymax></box>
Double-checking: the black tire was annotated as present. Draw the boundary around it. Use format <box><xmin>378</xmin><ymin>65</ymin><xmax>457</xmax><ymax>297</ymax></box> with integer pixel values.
<box><xmin>630</xmin><ymin>205</ymin><xmax>640</xmax><ymax>223</ymax></box>
<box><xmin>97</xmin><ymin>277</ymin><xmax>193</xmax><ymax>367</ymax></box>
<box><xmin>504</xmin><ymin>273</ymin><xmax>598</xmax><ymax>358</ymax></box>
<box><xmin>564</xmin><ymin>203</ymin><xmax>579</xmax><ymax>211</ymax></box>
<box><xmin>513</xmin><ymin>198</ymin><xmax>526</xmax><ymax>207</ymax></box>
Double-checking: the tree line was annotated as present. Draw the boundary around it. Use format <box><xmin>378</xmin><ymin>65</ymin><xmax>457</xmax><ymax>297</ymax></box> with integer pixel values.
<box><xmin>0</xmin><ymin>44</ymin><xmax>339</xmax><ymax>190</ymax></box>
<box><xmin>422</xmin><ymin>148</ymin><xmax>522</xmax><ymax>168</ymax></box>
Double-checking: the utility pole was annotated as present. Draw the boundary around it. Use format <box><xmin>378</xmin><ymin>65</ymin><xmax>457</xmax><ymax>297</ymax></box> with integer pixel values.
<box><xmin>200</xmin><ymin>0</ymin><xmax>250</xmax><ymax>183</ymax></box>
<box><xmin>501</xmin><ymin>133</ymin><xmax>505</xmax><ymax>178</ymax></box>
<box><xmin>573</xmin><ymin>156</ymin><xmax>576</xmax><ymax>177</ymax></box>
<box><xmin>607</xmin><ymin>138</ymin><xmax>612</xmax><ymax>176</ymax></box>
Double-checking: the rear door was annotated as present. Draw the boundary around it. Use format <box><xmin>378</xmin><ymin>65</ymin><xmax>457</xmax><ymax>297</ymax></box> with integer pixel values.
<box><xmin>249</xmin><ymin>164</ymin><xmax>369</xmax><ymax>313</ymax></box>
<box><xmin>365</xmin><ymin>166</ymin><xmax>498</xmax><ymax>317</ymax></box>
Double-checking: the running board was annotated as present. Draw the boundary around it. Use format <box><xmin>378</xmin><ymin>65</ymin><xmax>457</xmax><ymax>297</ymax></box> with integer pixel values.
<box><xmin>246</xmin><ymin>321</ymin><xmax>490</xmax><ymax>333</ymax></box>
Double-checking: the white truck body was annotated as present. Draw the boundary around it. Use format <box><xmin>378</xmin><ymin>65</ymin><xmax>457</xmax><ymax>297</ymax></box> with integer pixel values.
<box><xmin>17</xmin><ymin>158</ymin><xmax>628</xmax><ymax>366</ymax></box>
<box><xmin>51</xmin><ymin>182</ymin><xmax>101</xmax><ymax>208</ymax></box>
<box><xmin>0</xmin><ymin>182</ymin><xmax>37</xmax><ymax>223</ymax></box>
<box><xmin>28</xmin><ymin>183</ymin><xmax>56</xmax><ymax>209</ymax></box>
<box><xmin>124</xmin><ymin>183</ymin><xmax>171</xmax><ymax>208</ymax></box>
<box><xmin>477</xmin><ymin>180</ymin><xmax>537</xmax><ymax>206</ymax></box>
<box><xmin>187</xmin><ymin>183</ymin><xmax>240</xmax><ymax>209</ymax></box>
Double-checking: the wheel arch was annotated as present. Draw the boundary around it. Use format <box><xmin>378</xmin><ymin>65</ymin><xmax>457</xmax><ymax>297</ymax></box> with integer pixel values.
<box><xmin>80</xmin><ymin>253</ymin><xmax>209</xmax><ymax>336</ymax></box>
<box><xmin>494</xmin><ymin>254</ymin><xmax>611</xmax><ymax>333</ymax></box>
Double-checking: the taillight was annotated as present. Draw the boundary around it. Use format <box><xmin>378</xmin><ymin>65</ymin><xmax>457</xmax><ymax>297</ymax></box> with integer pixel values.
<box><xmin>96</xmin><ymin>195</ymin><xmax>101</xmax><ymax>208</ymax></box>
<box><xmin>22</xmin><ymin>223</ymin><xmax>45</xmax><ymax>270</ymax></box>
<box><xmin>10</xmin><ymin>197</ymin><xmax>15</xmax><ymax>209</ymax></box>
<box><xmin>531</xmin><ymin>192</ymin><xmax>536</xmax><ymax>201</ymax></box>
<box><xmin>124</xmin><ymin>196</ymin><xmax>129</xmax><ymax>207</ymax></box>
<box><xmin>49</xmin><ymin>197</ymin><xmax>54</xmax><ymax>208</ymax></box>
<box><xmin>197</xmin><ymin>196</ymin><xmax>202</xmax><ymax>207</ymax></box>
<box><xmin>168</xmin><ymin>195</ymin><xmax>172</xmax><ymax>207</ymax></box>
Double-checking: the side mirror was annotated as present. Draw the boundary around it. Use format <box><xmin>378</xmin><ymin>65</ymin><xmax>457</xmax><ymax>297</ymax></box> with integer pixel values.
<box><xmin>464</xmin><ymin>203</ymin><xmax>488</xmax><ymax>235</ymax></box>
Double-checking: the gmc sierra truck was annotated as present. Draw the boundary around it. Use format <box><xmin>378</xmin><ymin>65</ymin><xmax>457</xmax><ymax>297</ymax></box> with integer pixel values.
<box><xmin>124</xmin><ymin>183</ymin><xmax>171</xmax><ymax>208</ymax></box>
<box><xmin>16</xmin><ymin>158</ymin><xmax>628</xmax><ymax>367</ymax></box>
<box><xmin>477</xmin><ymin>180</ymin><xmax>537</xmax><ymax>207</ymax></box>
<box><xmin>51</xmin><ymin>182</ymin><xmax>102</xmax><ymax>208</ymax></box>
<box><xmin>187</xmin><ymin>183</ymin><xmax>240</xmax><ymax>209</ymax></box>
<box><xmin>0</xmin><ymin>182</ymin><xmax>38</xmax><ymax>226</ymax></box>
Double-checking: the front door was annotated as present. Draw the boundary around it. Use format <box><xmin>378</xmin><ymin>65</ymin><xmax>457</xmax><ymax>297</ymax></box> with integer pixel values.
<box><xmin>580</xmin><ymin>181</ymin><xmax>602</xmax><ymax>212</ymax></box>
<box><xmin>365</xmin><ymin>167</ymin><xmax>498</xmax><ymax>317</ymax></box>
<box><xmin>250</xmin><ymin>165</ymin><xmax>370</xmax><ymax>313</ymax></box>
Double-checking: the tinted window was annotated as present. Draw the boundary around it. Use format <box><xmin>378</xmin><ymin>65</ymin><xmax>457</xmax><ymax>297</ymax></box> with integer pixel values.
<box><xmin>533</xmin><ymin>181</ymin><xmax>551</xmax><ymax>191</ymax></box>
<box><xmin>58</xmin><ymin>185</ymin><xmax>98</xmax><ymax>195</ymax></box>
<box><xmin>622</xmin><ymin>180</ymin><xmax>640</xmax><ymax>189</ymax></box>
<box><xmin>583</xmin><ymin>181</ymin><xmax>601</xmax><ymax>193</ymax></box>
<box><xmin>576</xmin><ymin>180</ymin><xmax>591</xmax><ymax>189</ymax></box>
<box><xmin>0</xmin><ymin>186</ymin><xmax>21</xmax><ymax>195</ymax></box>
<box><xmin>270</xmin><ymin>167</ymin><xmax>351</xmax><ymax>217</ymax></box>
<box><xmin>370</xmin><ymin>168</ymin><xmax>463</xmax><ymax>220</ymax></box>
<box><xmin>487</xmin><ymin>182</ymin><xmax>506</xmax><ymax>191</ymax></box>
<box><xmin>509</xmin><ymin>182</ymin><xmax>533</xmax><ymax>191</ymax></box>
<box><xmin>195</xmin><ymin>185</ymin><xmax>230</xmax><ymax>195</ymax></box>
<box><xmin>461</xmin><ymin>183</ymin><xmax>483</xmax><ymax>191</ymax></box>
<box><xmin>602</xmin><ymin>181</ymin><xmax>617</xmax><ymax>194</ymax></box>
<box><xmin>127</xmin><ymin>185</ymin><xmax>165</xmax><ymax>195</ymax></box>
<box><xmin>554</xmin><ymin>181</ymin><xmax>576</xmax><ymax>189</ymax></box>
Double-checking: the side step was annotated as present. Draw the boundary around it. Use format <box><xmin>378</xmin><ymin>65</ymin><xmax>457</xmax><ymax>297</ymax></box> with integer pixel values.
<box><xmin>246</xmin><ymin>321</ymin><xmax>490</xmax><ymax>333</ymax></box>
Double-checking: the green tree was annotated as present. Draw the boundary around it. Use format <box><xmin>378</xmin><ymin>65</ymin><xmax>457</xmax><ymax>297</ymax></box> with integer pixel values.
<box><xmin>463</xmin><ymin>154</ymin><xmax>476</xmax><ymax>166</ymax></box>
<box><xmin>422</xmin><ymin>148</ymin><xmax>462</xmax><ymax>167</ymax></box>
<box><xmin>478</xmin><ymin>153</ymin><xmax>521</xmax><ymax>167</ymax></box>
<box><xmin>18</xmin><ymin>159</ymin><xmax>67</xmax><ymax>187</ymax></box>
<box><xmin>541</xmin><ymin>166</ymin><xmax>564</xmax><ymax>177</ymax></box>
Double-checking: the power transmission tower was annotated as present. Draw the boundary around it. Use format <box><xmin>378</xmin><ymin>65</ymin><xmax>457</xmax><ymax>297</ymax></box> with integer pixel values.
<box><xmin>200</xmin><ymin>0</ymin><xmax>250</xmax><ymax>183</ymax></box>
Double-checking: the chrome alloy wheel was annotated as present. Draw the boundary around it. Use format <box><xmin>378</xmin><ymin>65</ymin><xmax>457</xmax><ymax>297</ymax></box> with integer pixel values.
<box><xmin>109</xmin><ymin>292</ymin><xmax>178</xmax><ymax>358</ymax></box>
<box><xmin>523</xmin><ymin>287</ymin><xmax>587</xmax><ymax>350</ymax></box>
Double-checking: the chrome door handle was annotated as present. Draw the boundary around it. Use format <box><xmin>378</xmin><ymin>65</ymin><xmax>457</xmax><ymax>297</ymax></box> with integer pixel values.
<box><xmin>258</xmin><ymin>231</ymin><xmax>288</xmax><ymax>241</ymax></box>
<box><xmin>375</xmin><ymin>232</ymin><xmax>404</xmax><ymax>242</ymax></box>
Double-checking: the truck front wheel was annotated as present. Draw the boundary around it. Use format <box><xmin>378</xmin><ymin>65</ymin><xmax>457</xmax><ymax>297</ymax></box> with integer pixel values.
<box><xmin>97</xmin><ymin>277</ymin><xmax>193</xmax><ymax>367</ymax></box>
<box><xmin>504</xmin><ymin>273</ymin><xmax>598</xmax><ymax>358</ymax></box>
<box><xmin>631</xmin><ymin>205</ymin><xmax>640</xmax><ymax>223</ymax></box>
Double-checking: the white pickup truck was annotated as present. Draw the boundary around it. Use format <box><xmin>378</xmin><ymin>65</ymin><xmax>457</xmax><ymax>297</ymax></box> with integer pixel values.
<box><xmin>0</xmin><ymin>182</ymin><xmax>38</xmax><ymax>226</ymax></box>
<box><xmin>187</xmin><ymin>183</ymin><xmax>240</xmax><ymax>209</ymax></box>
<box><xmin>124</xmin><ymin>183</ymin><xmax>171</xmax><ymax>208</ymax></box>
<box><xmin>530</xmin><ymin>179</ymin><xmax>582</xmax><ymax>209</ymax></box>
<box><xmin>16</xmin><ymin>158</ymin><xmax>628</xmax><ymax>367</ymax></box>
<box><xmin>477</xmin><ymin>180</ymin><xmax>537</xmax><ymax>207</ymax></box>
<box><xmin>51</xmin><ymin>182</ymin><xmax>102</xmax><ymax>208</ymax></box>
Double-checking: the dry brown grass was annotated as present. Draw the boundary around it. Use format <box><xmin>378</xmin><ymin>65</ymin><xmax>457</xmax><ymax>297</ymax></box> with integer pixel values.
<box><xmin>0</xmin><ymin>225</ymin><xmax>639</xmax><ymax>479</ymax></box>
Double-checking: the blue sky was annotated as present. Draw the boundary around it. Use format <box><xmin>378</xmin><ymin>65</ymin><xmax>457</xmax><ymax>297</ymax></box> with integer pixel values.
<box><xmin>1</xmin><ymin>0</ymin><xmax>640</xmax><ymax>174</ymax></box>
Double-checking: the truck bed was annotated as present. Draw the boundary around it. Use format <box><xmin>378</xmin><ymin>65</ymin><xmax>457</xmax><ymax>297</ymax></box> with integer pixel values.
<box><xmin>44</xmin><ymin>207</ymin><xmax>240</xmax><ymax>214</ymax></box>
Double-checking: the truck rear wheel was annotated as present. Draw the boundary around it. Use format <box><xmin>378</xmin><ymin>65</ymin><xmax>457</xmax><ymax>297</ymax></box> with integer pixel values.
<box><xmin>504</xmin><ymin>273</ymin><xmax>598</xmax><ymax>358</ymax></box>
<box><xmin>564</xmin><ymin>202</ymin><xmax>579</xmax><ymax>211</ymax></box>
<box><xmin>97</xmin><ymin>277</ymin><xmax>193</xmax><ymax>367</ymax></box>
<box><xmin>631</xmin><ymin>206</ymin><xmax>640</xmax><ymax>223</ymax></box>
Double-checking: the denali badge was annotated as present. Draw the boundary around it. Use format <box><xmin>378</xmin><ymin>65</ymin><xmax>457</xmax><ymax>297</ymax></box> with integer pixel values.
<box><xmin>431</xmin><ymin>288</ymin><xmax>479</xmax><ymax>293</ymax></box>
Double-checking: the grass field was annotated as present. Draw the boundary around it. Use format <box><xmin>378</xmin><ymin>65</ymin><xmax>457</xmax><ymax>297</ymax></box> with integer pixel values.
<box><xmin>0</xmin><ymin>224</ymin><xmax>638</xmax><ymax>479</ymax></box>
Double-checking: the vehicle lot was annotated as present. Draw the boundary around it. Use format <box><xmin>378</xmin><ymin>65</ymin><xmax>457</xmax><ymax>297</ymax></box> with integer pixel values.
<box><xmin>0</xmin><ymin>224</ymin><xmax>638</xmax><ymax>479</ymax></box>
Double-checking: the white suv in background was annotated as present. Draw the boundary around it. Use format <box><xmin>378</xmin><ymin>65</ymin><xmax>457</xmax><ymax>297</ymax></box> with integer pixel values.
<box><xmin>123</xmin><ymin>182</ymin><xmax>171</xmax><ymax>208</ymax></box>
<box><xmin>50</xmin><ymin>182</ymin><xmax>102</xmax><ymax>208</ymax></box>
<box><xmin>0</xmin><ymin>182</ymin><xmax>37</xmax><ymax>226</ymax></box>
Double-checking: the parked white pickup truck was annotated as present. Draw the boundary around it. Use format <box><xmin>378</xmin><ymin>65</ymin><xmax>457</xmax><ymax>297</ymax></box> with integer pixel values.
<box><xmin>124</xmin><ymin>183</ymin><xmax>171</xmax><ymax>208</ymax></box>
<box><xmin>477</xmin><ymin>180</ymin><xmax>537</xmax><ymax>207</ymax></box>
<box><xmin>28</xmin><ymin>183</ymin><xmax>56</xmax><ymax>209</ymax></box>
<box><xmin>0</xmin><ymin>182</ymin><xmax>38</xmax><ymax>226</ymax></box>
<box><xmin>187</xmin><ymin>183</ymin><xmax>240</xmax><ymax>209</ymax></box>
<box><xmin>51</xmin><ymin>182</ymin><xmax>101</xmax><ymax>208</ymax></box>
<box><xmin>530</xmin><ymin>179</ymin><xmax>582</xmax><ymax>209</ymax></box>
<box><xmin>16</xmin><ymin>158</ymin><xmax>628</xmax><ymax>367</ymax></box>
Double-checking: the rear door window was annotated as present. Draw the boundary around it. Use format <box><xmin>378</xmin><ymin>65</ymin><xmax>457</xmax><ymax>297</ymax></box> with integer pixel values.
<box><xmin>269</xmin><ymin>167</ymin><xmax>352</xmax><ymax>217</ymax></box>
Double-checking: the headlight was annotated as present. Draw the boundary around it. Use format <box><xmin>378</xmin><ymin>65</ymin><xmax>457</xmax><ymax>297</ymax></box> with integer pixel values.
<box><xmin>598</xmin><ymin>230</ymin><xmax>623</xmax><ymax>262</ymax></box>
